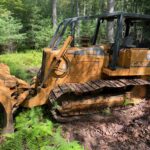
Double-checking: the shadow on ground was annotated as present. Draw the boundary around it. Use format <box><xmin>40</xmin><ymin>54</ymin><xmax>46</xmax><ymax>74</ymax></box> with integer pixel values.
<box><xmin>62</xmin><ymin>99</ymin><xmax>150</xmax><ymax>150</ymax></box>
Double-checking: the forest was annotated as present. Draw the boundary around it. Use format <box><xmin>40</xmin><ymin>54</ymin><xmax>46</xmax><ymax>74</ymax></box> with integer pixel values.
<box><xmin>0</xmin><ymin>0</ymin><xmax>150</xmax><ymax>150</ymax></box>
<box><xmin>0</xmin><ymin>0</ymin><xmax>149</xmax><ymax>53</ymax></box>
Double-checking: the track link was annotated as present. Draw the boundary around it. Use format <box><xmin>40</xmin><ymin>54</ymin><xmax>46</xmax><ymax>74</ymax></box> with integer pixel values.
<box><xmin>48</xmin><ymin>79</ymin><xmax>150</xmax><ymax>122</ymax></box>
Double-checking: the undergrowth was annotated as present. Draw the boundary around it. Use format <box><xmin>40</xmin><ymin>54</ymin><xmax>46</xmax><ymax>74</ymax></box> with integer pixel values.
<box><xmin>0</xmin><ymin>108</ymin><xmax>83</xmax><ymax>150</ymax></box>
<box><xmin>101</xmin><ymin>107</ymin><xmax>112</xmax><ymax>116</ymax></box>
<box><xmin>0</xmin><ymin>50</ymin><xmax>42</xmax><ymax>81</ymax></box>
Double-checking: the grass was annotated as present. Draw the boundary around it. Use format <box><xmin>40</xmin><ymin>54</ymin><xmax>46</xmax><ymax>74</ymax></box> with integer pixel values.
<box><xmin>0</xmin><ymin>50</ymin><xmax>42</xmax><ymax>81</ymax></box>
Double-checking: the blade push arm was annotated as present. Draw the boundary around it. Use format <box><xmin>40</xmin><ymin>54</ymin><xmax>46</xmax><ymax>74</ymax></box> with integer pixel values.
<box><xmin>39</xmin><ymin>36</ymin><xmax>73</xmax><ymax>88</ymax></box>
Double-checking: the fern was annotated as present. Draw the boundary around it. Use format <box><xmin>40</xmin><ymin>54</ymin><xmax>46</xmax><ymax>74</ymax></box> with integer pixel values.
<box><xmin>0</xmin><ymin>107</ymin><xmax>83</xmax><ymax>150</ymax></box>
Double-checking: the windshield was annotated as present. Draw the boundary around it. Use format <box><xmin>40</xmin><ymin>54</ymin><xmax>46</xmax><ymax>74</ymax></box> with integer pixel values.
<box><xmin>122</xmin><ymin>19</ymin><xmax>150</xmax><ymax>48</ymax></box>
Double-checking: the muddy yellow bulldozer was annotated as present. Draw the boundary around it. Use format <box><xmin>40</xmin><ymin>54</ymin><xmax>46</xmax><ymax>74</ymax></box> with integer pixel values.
<box><xmin>0</xmin><ymin>12</ymin><xmax>150</xmax><ymax>134</ymax></box>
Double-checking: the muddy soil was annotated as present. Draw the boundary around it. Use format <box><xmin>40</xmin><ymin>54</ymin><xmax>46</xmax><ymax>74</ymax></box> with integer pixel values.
<box><xmin>62</xmin><ymin>99</ymin><xmax>150</xmax><ymax>150</ymax></box>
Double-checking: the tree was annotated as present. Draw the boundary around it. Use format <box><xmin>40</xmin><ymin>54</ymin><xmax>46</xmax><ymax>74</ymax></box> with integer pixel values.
<box><xmin>107</xmin><ymin>0</ymin><xmax>115</xmax><ymax>43</ymax></box>
<box><xmin>52</xmin><ymin>0</ymin><xmax>57</xmax><ymax>28</ymax></box>
<box><xmin>0</xmin><ymin>8</ymin><xmax>25</xmax><ymax>52</ymax></box>
<box><xmin>34</xmin><ymin>19</ymin><xmax>54</xmax><ymax>49</ymax></box>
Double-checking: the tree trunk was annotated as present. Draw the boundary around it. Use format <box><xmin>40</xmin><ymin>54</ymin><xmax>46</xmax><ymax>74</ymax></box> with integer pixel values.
<box><xmin>52</xmin><ymin>0</ymin><xmax>57</xmax><ymax>28</ymax></box>
<box><xmin>76</xmin><ymin>0</ymin><xmax>80</xmax><ymax>37</ymax></box>
<box><xmin>71</xmin><ymin>0</ymin><xmax>75</xmax><ymax>17</ymax></box>
<box><xmin>76</xmin><ymin>0</ymin><xmax>79</xmax><ymax>17</ymax></box>
<box><xmin>83</xmin><ymin>0</ymin><xmax>86</xmax><ymax>16</ymax></box>
<box><xmin>107</xmin><ymin>0</ymin><xmax>115</xmax><ymax>43</ymax></box>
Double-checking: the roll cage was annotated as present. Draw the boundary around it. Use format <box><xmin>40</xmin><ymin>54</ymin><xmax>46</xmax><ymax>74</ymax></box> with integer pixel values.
<box><xmin>49</xmin><ymin>12</ymin><xmax>150</xmax><ymax>69</ymax></box>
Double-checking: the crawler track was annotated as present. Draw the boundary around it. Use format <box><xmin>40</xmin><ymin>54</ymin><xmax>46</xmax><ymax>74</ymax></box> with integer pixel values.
<box><xmin>48</xmin><ymin>79</ymin><xmax>150</xmax><ymax>122</ymax></box>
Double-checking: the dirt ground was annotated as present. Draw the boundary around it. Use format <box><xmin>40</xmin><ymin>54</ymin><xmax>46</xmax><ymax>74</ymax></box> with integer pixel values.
<box><xmin>62</xmin><ymin>99</ymin><xmax>150</xmax><ymax>150</ymax></box>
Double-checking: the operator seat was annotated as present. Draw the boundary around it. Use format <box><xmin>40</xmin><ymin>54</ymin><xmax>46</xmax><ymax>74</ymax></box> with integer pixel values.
<box><xmin>122</xmin><ymin>35</ymin><xmax>136</xmax><ymax>48</ymax></box>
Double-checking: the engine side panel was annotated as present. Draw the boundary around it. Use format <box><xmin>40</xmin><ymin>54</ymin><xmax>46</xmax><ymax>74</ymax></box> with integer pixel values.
<box><xmin>103</xmin><ymin>48</ymin><xmax>150</xmax><ymax>76</ymax></box>
<box><xmin>118</xmin><ymin>48</ymin><xmax>150</xmax><ymax>68</ymax></box>
<box><xmin>57</xmin><ymin>54</ymin><xmax>108</xmax><ymax>84</ymax></box>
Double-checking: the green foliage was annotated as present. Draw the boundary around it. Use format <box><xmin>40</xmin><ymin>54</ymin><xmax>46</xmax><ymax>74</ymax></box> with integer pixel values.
<box><xmin>7</xmin><ymin>64</ymin><xmax>29</xmax><ymax>81</ymax></box>
<box><xmin>0</xmin><ymin>8</ymin><xmax>25</xmax><ymax>52</ymax></box>
<box><xmin>102</xmin><ymin>107</ymin><xmax>112</xmax><ymax>116</ymax></box>
<box><xmin>34</xmin><ymin>19</ymin><xmax>55</xmax><ymax>49</ymax></box>
<box><xmin>122</xmin><ymin>99</ymin><xmax>132</xmax><ymax>106</ymax></box>
<box><xmin>47</xmin><ymin>128</ymin><xmax>82</xmax><ymax>150</ymax></box>
<box><xmin>122</xmin><ymin>98</ymin><xmax>141</xmax><ymax>106</ymax></box>
<box><xmin>0</xmin><ymin>0</ymin><xmax>149</xmax><ymax>51</ymax></box>
<box><xmin>0</xmin><ymin>108</ymin><xmax>83</xmax><ymax>150</ymax></box>
<box><xmin>0</xmin><ymin>51</ymin><xmax>42</xmax><ymax>81</ymax></box>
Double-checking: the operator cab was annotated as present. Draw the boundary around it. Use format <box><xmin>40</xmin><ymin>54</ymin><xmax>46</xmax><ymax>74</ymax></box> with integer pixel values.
<box><xmin>48</xmin><ymin>12</ymin><xmax>150</xmax><ymax>77</ymax></box>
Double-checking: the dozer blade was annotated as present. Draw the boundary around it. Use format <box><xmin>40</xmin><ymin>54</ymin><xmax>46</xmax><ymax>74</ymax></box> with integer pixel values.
<box><xmin>48</xmin><ymin>78</ymin><xmax>150</xmax><ymax>122</ymax></box>
<box><xmin>0</xmin><ymin>63</ymin><xmax>30</xmax><ymax>134</ymax></box>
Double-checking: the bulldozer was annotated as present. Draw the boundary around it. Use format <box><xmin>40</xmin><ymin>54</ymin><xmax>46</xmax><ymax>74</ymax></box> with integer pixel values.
<box><xmin>0</xmin><ymin>12</ymin><xmax>150</xmax><ymax>134</ymax></box>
